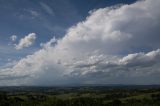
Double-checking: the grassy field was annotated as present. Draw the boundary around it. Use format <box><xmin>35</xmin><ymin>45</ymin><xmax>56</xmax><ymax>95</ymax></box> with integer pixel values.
<box><xmin>0</xmin><ymin>86</ymin><xmax>160</xmax><ymax>106</ymax></box>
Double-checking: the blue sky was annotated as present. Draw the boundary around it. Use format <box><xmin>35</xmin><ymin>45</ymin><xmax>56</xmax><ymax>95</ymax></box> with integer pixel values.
<box><xmin>0</xmin><ymin>0</ymin><xmax>136</xmax><ymax>42</ymax></box>
<box><xmin>1</xmin><ymin>0</ymin><xmax>160</xmax><ymax>85</ymax></box>
<box><xmin>0</xmin><ymin>0</ymin><xmax>137</xmax><ymax>66</ymax></box>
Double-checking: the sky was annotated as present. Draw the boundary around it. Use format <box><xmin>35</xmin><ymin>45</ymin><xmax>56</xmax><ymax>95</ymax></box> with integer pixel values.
<box><xmin>0</xmin><ymin>0</ymin><xmax>160</xmax><ymax>86</ymax></box>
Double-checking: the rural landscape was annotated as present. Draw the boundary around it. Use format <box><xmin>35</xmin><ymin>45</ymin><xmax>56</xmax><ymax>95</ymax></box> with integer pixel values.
<box><xmin>0</xmin><ymin>85</ymin><xmax>160</xmax><ymax>106</ymax></box>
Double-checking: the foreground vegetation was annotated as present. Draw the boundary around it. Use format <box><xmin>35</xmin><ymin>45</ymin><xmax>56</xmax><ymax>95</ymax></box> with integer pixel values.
<box><xmin>0</xmin><ymin>86</ymin><xmax>160</xmax><ymax>106</ymax></box>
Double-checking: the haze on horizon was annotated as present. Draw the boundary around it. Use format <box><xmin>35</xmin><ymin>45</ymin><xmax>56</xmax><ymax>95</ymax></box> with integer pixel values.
<box><xmin>0</xmin><ymin>0</ymin><xmax>160</xmax><ymax>86</ymax></box>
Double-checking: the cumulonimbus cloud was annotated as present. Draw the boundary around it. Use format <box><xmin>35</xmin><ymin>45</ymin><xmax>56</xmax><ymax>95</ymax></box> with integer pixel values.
<box><xmin>15</xmin><ymin>33</ymin><xmax>36</xmax><ymax>50</ymax></box>
<box><xmin>0</xmin><ymin>0</ymin><xmax>160</xmax><ymax>85</ymax></box>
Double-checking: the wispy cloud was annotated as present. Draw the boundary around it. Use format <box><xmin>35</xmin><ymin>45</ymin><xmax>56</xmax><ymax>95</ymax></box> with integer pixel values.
<box><xmin>40</xmin><ymin>2</ymin><xmax>55</xmax><ymax>16</ymax></box>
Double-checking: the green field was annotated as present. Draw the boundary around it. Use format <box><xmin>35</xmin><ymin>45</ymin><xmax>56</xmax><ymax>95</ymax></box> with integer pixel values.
<box><xmin>0</xmin><ymin>86</ymin><xmax>160</xmax><ymax>106</ymax></box>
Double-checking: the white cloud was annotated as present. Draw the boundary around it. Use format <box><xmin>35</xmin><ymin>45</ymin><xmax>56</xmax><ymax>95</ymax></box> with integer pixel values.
<box><xmin>15</xmin><ymin>33</ymin><xmax>36</xmax><ymax>50</ymax></box>
<box><xmin>40</xmin><ymin>37</ymin><xmax>57</xmax><ymax>49</ymax></box>
<box><xmin>1</xmin><ymin>0</ymin><xmax>160</xmax><ymax>85</ymax></box>
<box><xmin>29</xmin><ymin>10</ymin><xmax>39</xmax><ymax>17</ymax></box>
<box><xmin>10</xmin><ymin>35</ymin><xmax>17</xmax><ymax>42</ymax></box>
